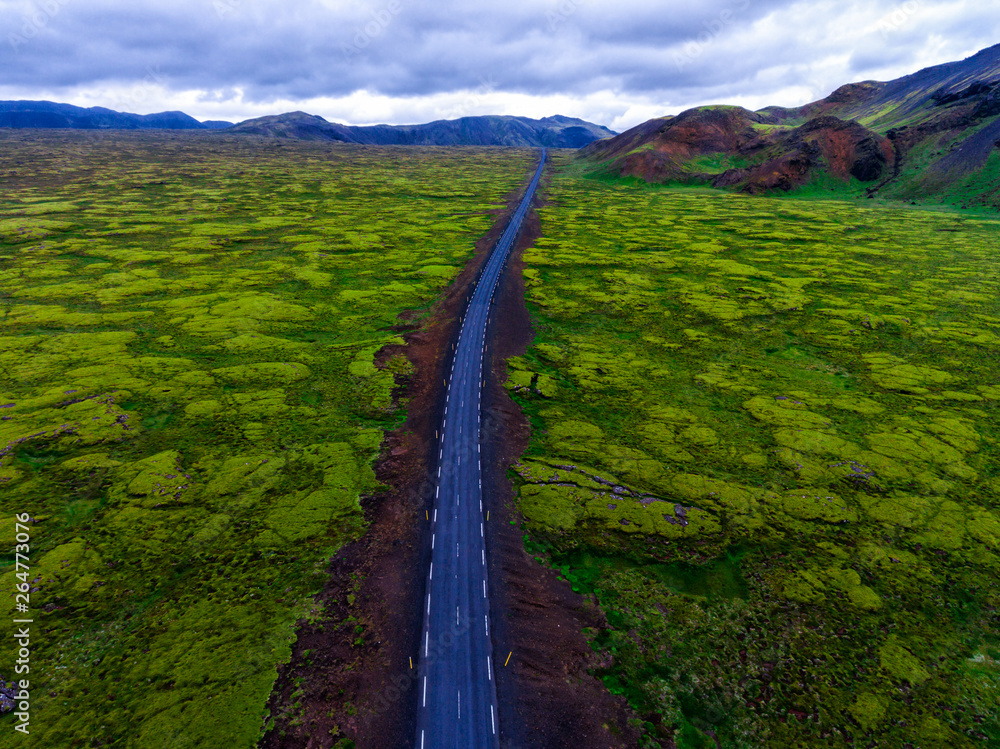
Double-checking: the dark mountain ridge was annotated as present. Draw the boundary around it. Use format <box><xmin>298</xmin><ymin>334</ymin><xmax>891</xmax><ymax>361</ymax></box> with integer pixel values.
<box><xmin>0</xmin><ymin>100</ymin><xmax>230</xmax><ymax>130</ymax></box>
<box><xmin>0</xmin><ymin>100</ymin><xmax>615</xmax><ymax>148</ymax></box>
<box><xmin>226</xmin><ymin>111</ymin><xmax>616</xmax><ymax>148</ymax></box>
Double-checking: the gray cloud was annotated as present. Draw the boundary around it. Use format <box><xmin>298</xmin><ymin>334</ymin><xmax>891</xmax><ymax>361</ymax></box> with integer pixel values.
<box><xmin>1</xmin><ymin>0</ymin><xmax>998</xmax><ymax>127</ymax></box>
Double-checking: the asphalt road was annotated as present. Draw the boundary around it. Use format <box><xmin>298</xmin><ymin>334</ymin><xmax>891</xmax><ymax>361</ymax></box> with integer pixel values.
<box><xmin>415</xmin><ymin>149</ymin><xmax>546</xmax><ymax>748</ymax></box>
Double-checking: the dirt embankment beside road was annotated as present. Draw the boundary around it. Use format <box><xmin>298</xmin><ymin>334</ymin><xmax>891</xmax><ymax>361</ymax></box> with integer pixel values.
<box><xmin>258</xmin><ymin>164</ymin><xmax>530</xmax><ymax>749</ymax></box>
<box><xmin>260</xmin><ymin>154</ymin><xmax>638</xmax><ymax>749</ymax></box>
<box><xmin>483</xmin><ymin>169</ymin><xmax>641</xmax><ymax>749</ymax></box>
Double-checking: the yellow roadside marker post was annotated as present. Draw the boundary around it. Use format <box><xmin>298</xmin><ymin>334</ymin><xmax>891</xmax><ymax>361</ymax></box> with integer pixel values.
<box><xmin>504</xmin><ymin>651</ymin><xmax>512</xmax><ymax>667</ymax></box>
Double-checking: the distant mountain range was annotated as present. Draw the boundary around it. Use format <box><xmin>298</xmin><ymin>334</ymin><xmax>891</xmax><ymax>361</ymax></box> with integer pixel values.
<box><xmin>582</xmin><ymin>43</ymin><xmax>1000</xmax><ymax>208</ymax></box>
<box><xmin>0</xmin><ymin>101</ymin><xmax>614</xmax><ymax>148</ymax></box>
<box><xmin>0</xmin><ymin>101</ymin><xmax>233</xmax><ymax>130</ymax></box>
<box><xmin>226</xmin><ymin>112</ymin><xmax>615</xmax><ymax>147</ymax></box>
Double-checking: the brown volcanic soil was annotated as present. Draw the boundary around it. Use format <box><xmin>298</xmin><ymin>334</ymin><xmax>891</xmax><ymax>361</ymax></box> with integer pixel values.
<box><xmin>587</xmin><ymin>106</ymin><xmax>894</xmax><ymax>193</ymax></box>
<box><xmin>482</xmin><ymin>170</ymin><xmax>641</xmax><ymax>749</ymax></box>
<box><xmin>584</xmin><ymin>106</ymin><xmax>766</xmax><ymax>168</ymax></box>
<box><xmin>792</xmin><ymin>116</ymin><xmax>895</xmax><ymax>181</ymax></box>
<box><xmin>259</xmin><ymin>152</ymin><xmax>638</xmax><ymax>749</ymax></box>
<box><xmin>646</xmin><ymin>107</ymin><xmax>766</xmax><ymax>159</ymax></box>
<box><xmin>714</xmin><ymin>116</ymin><xmax>895</xmax><ymax>193</ymax></box>
<box><xmin>588</xmin><ymin>107</ymin><xmax>769</xmax><ymax>184</ymax></box>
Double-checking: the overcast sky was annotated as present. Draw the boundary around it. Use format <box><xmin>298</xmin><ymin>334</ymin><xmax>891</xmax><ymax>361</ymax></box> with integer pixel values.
<box><xmin>1</xmin><ymin>0</ymin><xmax>997</xmax><ymax>130</ymax></box>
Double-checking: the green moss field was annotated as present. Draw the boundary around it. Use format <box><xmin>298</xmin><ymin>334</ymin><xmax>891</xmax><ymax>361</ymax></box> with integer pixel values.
<box><xmin>507</xmin><ymin>150</ymin><xmax>1000</xmax><ymax>748</ymax></box>
<box><xmin>0</xmin><ymin>130</ymin><xmax>533</xmax><ymax>748</ymax></box>
<box><xmin>2</xmin><ymin>129</ymin><xmax>998</xmax><ymax>749</ymax></box>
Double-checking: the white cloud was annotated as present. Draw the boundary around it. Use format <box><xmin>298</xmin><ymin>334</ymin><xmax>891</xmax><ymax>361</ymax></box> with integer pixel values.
<box><xmin>0</xmin><ymin>0</ymin><xmax>997</xmax><ymax>129</ymax></box>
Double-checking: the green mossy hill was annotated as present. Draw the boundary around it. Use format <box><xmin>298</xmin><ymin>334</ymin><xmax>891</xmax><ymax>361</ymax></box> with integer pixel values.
<box><xmin>510</xmin><ymin>151</ymin><xmax>1000</xmax><ymax>747</ymax></box>
<box><xmin>0</xmin><ymin>130</ymin><xmax>534</xmax><ymax>748</ymax></box>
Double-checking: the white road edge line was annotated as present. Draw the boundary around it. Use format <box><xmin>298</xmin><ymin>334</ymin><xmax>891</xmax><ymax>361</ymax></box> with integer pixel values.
<box><xmin>418</xmin><ymin>152</ymin><xmax>543</xmax><ymax>742</ymax></box>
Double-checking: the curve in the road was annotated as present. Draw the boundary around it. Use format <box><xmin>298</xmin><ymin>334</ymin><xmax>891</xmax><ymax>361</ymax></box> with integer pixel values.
<box><xmin>415</xmin><ymin>149</ymin><xmax>546</xmax><ymax>749</ymax></box>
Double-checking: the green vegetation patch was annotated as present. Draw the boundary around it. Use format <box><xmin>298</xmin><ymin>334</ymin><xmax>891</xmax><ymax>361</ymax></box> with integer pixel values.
<box><xmin>0</xmin><ymin>130</ymin><xmax>534</xmax><ymax>747</ymax></box>
<box><xmin>511</xmin><ymin>151</ymin><xmax>1000</xmax><ymax>747</ymax></box>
